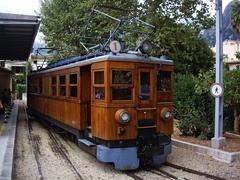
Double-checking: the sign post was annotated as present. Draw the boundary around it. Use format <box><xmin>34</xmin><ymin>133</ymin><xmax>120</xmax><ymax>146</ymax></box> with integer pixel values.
<box><xmin>211</xmin><ymin>0</ymin><xmax>225</xmax><ymax>149</ymax></box>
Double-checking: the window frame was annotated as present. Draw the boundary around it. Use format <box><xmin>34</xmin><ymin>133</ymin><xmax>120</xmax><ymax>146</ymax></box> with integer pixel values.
<box><xmin>58</xmin><ymin>75</ymin><xmax>66</xmax><ymax>97</ymax></box>
<box><xmin>51</xmin><ymin>76</ymin><xmax>57</xmax><ymax>96</ymax></box>
<box><xmin>110</xmin><ymin>69</ymin><xmax>134</xmax><ymax>102</ymax></box>
<box><xmin>68</xmin><ymin>73</ymin><xmax>79</xmax><ymax>98</ymax></box>
<box><xmin>157</xmin><ymin>70</ymin><xmax>172</xmax><ymax>93</ymax></box>
<box><xmin>156</xmin><ymin>68</ymin><xmax>173</xmax><ymax>103</ymax></box>
<box><xmin>93</xmin><ymin>70</ymin><xmax>105</xmax><ymax>101</ymax></box>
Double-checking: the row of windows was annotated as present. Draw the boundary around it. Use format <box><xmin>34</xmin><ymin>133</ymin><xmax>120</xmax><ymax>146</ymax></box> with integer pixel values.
<box><xmin>29</xmin><ymin>73</ymin><xmax>78</xmax><ymax>98</ymax></box>
<box><xmin>29</xmin><ymin>70</ymin><xmax>171</xmax><ymax>101</ymax></box>
<box><xmin>94</xmin><ymin>70</ymin><xmax>172</xmax><ymax>101</ymax></box>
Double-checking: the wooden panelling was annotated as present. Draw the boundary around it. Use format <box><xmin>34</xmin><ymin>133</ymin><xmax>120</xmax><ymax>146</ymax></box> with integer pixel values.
<box><xmin>28</xmin><ymin>94</ymin><xmax>82</xmax><ymax>129</ymax></box>
<box><xmin>91</xmin><ymin>61</ymin><xmax>173</xmax><ymax>140</ymax></box>
<box><xmin>91</xmin><ymin>106</ymin><xmax>137</xmax><ymax>140</ymax></box>
<box><xmin>28</xmin><ymin>66</ymin><xmax>83</xmax><ymax>130</ymax></box>
<box><xmin>157</xmin><ymin>103</ymin><xmax>174</xmax><ymax>135</ymax></box>
<box><xmin>28</xmin><ymin>59</ymin><xmax>174</xmax><ymax>141</ymax></box>
<box><xmin>136</xmin><ymin>108</ymin><xmax>156</xmax><ymax>122</ymax></box>
<box><xmin>80</xmin><ymin>65</ymin><xmax>91</xmax><ymax>128</ymax></box>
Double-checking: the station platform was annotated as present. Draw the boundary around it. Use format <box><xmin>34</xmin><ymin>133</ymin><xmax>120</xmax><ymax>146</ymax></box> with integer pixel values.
<box><xmin>0</xmin><ymin>101</ymin><xmax>19</xmax><ymax>180</ymax></box>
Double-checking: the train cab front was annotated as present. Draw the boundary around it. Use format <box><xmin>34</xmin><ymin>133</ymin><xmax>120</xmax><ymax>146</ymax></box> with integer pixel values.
<box><xmin>91</xmin><ymin>56</ymin><xmax>174</xmax><ymax>170</ymax></box>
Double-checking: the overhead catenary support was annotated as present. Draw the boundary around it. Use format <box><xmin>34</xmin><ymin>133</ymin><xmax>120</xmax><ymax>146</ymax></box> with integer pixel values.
<box><xmin>211</xmin><ymin>0</ymin><xmax>225</xmax><ymax>149</ymax></box>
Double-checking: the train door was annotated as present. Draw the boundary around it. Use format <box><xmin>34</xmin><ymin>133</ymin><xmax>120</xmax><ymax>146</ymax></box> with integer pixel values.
<box><xmin>80</xmin><ymin>65</ymin><xmax>91</xmax><ymax>129</ymax></box>
<box><xmin>137</xmin><ymin>67</ymin><xmax>157</xmax><ymax>125</ymax></box>
<box><xmin>138</xmin><ymin>67</ymin><xmax>155</xmax><ymax>108</ymax></box>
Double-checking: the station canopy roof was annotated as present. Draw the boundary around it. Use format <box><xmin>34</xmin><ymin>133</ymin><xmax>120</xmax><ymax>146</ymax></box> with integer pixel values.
<box><xmin>0</xmin><ymin>13</ymin><xmax>40</xmax><ymax>61</ymax></box>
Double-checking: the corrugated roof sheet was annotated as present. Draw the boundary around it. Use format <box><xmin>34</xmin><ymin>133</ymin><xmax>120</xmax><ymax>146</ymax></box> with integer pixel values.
<box><xmin>0</xmin><ymin>13</ymin><xmax>40</xmax><ymax>60</ymax></box>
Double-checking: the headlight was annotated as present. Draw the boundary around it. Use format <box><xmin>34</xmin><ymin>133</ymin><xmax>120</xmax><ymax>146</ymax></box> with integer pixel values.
<box><xmin>120</xmin><ymin>111</ymin><xmax>131</xmax><ymax>123</ymax></box>
<box><xmin>115</xmin><ymin>109</ymin><xmax>131</xmax><ymax>124</ymax></box>
<box><xmin>160</xmin><ymin>108</ymin><xmax>173</xmax><ymax>121</ymax></box>
<box><xmin>139</xmin><ymin>40</ymin><xmax>152</xmax><ymax>54</ymax></box>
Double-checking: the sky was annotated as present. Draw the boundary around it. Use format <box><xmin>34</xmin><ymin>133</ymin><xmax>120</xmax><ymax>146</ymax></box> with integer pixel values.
<box><xmin>0</xmin><ymin>0</ymin><xmax>40</xmax><ymax>15</ymax></box>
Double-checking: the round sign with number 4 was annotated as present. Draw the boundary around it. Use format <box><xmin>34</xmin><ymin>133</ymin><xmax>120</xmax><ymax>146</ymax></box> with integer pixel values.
<box><xmin>210</xmin><ymin>83</ymin><xmax>223</xmax><ymax>97</ymax></box>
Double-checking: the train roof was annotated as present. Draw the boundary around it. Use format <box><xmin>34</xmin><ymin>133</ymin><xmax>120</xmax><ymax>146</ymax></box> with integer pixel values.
<box><xmin>32</xmin><ymin>52</ymin><xmax>173</xmax><ymax>75</ymax></box>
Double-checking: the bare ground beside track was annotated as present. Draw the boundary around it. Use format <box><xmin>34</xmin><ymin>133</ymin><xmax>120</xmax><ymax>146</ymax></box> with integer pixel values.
<box><xmin>13</xmin><ymin>103</ymin><xmax>240</xmax><ymax>180</ymax></box>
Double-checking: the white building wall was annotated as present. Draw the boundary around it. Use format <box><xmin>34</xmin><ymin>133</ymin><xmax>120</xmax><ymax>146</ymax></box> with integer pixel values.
<box><xmin>223</xmin><ymin>40</ymin><xmax>240</xmax><ymax>62</ymax></box>
<box><xmin>212</xmin><ymin>40</ymin><xmax>240</xmax><ymax>70</ymax></box>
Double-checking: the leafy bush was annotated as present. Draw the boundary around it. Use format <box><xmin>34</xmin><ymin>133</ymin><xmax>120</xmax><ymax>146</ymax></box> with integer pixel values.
<box><xmin>224</xmin><ymin>70</ymin><xmax>240</xmax><ymax>133</ymax></box>
<box><xmin>16</xmin><ymin>84</ymin><xmax>26</xmax><ymax>100</ymax></box>
<box><xmin>174</xmin><ymin>72</ymin><xmax>214</xmax><ymax>139</ymax></box>
<box><xmin>175</xmin><ymin>69</ymin><xmax>240</xmax><ymax>138</ymax></box>
<box><xmin>16</xmin><ymin>74</ymin><xmax>25</xmax><ymax>84</ymax></box>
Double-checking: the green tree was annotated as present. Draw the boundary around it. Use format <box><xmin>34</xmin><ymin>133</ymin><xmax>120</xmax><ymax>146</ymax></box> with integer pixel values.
<box><xmin>40</xmin><ymin>0</ymin><xmax>214</xmax><ymax>75</ymax></box>
<box><xmin>231</xmin><ymin>0</ymin><xmax>240</xmax><ymax>35</ymax></box>
<box><xmin>174</xmin><ymin>72</ymin><xmax>215</xmax><ymax>139</ymax></box>
<box><xmin>152</xmin><ymin>25</ymin><xmax>214</xmax><ymax>75</ymax></box>
<box><xmin>140</xmin><ymin>0</ymin><xmax>214</xmax><ymax>75</ymax></box>
<box><xmin>175</xmin><ymin>69</ymin><xmax>240</xmax><ymax>138</ymax></box>
<box><xmin>40</xmin><ymin>0</ymin><xmax>138</xmax><ymax>57</ymax></box>
<box><xmin>235</xmin><ymin>51</ymin><xmax>240</xmax><ymax>60</ymax></box>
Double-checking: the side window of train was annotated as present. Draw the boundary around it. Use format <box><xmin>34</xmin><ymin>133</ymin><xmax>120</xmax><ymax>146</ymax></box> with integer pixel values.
<box><xmin>157</xmin><ymin>71</ymin><xmax>171</xmax><ymax>92</ymax></box>
<box><xmin>51</xmin><ymin>76</ymin><xmax>57</xmax><ymax>96</ymax></box>
<box><xmin>69</xmin><ymin>74</ymin><xmax>78</xmax><ymax>97</ymax></box>
<box><xmin>94</xmin><ymin>71</ymin><xmax>105</xmax><ymax>100</ymax></box>
<box><xmin>111</xmin><ymin>70</ymin><xmax>132</xmax><ymax>100</ymax></box>
<box><xmin>59</xmin><ymin>75</ymin><xmax>66</xmax><ymax>96</ymax></box>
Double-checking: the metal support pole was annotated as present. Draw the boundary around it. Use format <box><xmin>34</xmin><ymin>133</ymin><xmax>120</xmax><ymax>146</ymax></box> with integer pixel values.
<box><xmin>25</xmin><ymin>60</ymin><xmax>28</xmax><ymax>103</ymax></box>
<box><xmin>211</xmin><ymin>0</ymin><xmax>225</xmax><ymax>149</ymax></box>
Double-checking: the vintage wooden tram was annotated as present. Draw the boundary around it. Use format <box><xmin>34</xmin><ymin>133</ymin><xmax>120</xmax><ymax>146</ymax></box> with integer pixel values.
<box><xmin>27</xmin><ymin>10</ymin><xmax>174</xmax><ymax>170</ymax></box>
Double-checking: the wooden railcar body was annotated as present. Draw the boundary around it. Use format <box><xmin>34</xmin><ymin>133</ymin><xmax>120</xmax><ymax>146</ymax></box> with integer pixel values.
<box><xmin>0</xmin><ymin>67</ymin><xmax>14</xmax><ymax>92</ymax></box>
<box><xmin>27</xmin><ymin>53</ymin><xmax>174</xmax><ymax>170</ymax></box>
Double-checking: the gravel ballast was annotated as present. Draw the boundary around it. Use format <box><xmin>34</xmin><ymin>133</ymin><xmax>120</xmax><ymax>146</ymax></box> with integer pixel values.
<box><xmin>13</xmin><ymin>104</ymin><xmax>240</xmax><ymax>180</ymax></box>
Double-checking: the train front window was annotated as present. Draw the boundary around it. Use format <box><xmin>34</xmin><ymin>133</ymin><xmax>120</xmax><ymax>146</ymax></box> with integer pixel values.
<box><xmin>94</xmin><ymin>71</ymin><xmax>104</xmax><ymax>84</ymax></box>
<box><xmin>112</xmin><ymin>70</ymin><xmax>132</xmax><ymax>84</ymax></box>
<box><xmin>157</xmin><ymin>71</ymin><xmax>171</xmax><ymax>92</ymax></box>
<box><xmin>140</xmin><ymin>72</ymin><xmax>150</xmax><ymax>100</ymax></box>
<box><xmin>111</xmin><ymin>70</ymin><xmax>132</xmax><ymax>100</ymax></box>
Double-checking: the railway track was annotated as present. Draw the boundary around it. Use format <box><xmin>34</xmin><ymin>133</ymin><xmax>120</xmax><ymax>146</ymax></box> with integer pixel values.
<box><xmin>146</xmin><ymin>168</ymin><xmax>178</xmax><ymax>179</ymax></box>
<box><xmin>22</xmin><ymin>103</ymin><xmax>44</xmax><ymax>180</ymax></box>
<box><xmin>19</xmin><ymin>102</ymin><xmax>229</xmax><ymax>180</ymax></box>
<box><xmin>143</xmin><ymin>162</ymin><xmax>226</xmax><ymax>180</ymax></box>
<box><xmin>47</xmin><ymin>127</ymin><xmax>84</xmax><ymax>180</ymax></box>
<box><xmin>22</xmin><ymin>103</ymin><xmax>84</xmax><ymax>180</ymax></box>
<box><xmin>125</xmin><ymin>172</ymin><xmax>145</xmax><ymax>180</ymax></box>
<box><xmin>162</xmin><ymin>162</ymin><xmax>226</xmax><ymax>180</ymax></box>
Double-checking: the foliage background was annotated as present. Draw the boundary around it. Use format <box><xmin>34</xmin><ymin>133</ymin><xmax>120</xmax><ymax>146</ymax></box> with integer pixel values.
<box><xmin>40</xmin><ymin>0</ymin><xmax>214</xmax><ymax>75</ymax></box>
<box><xmin>40</xmin><ymin>0</ymin><xmax>240</xmax><ymax>138</ymax></box>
